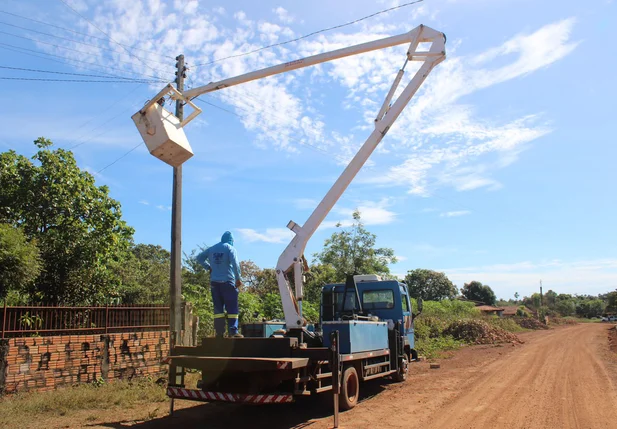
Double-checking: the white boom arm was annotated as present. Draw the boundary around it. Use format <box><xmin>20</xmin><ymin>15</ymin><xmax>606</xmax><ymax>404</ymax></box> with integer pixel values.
<box><xmin>137</xmin><ymin>24</ymin><xmax>446</xmax><ymax>330</ymax></box>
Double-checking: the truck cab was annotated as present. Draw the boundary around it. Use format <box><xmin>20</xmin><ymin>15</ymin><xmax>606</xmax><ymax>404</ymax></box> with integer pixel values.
<box><xmin>319</xmin><ymin>275</ymin><xmax>419</xmax><ymax>361</ymax></box>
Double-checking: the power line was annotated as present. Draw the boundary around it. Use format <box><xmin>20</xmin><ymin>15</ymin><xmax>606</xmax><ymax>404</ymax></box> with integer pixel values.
<box><xmin>0</xmin><ymin>10</ymin><xmax>175</xmax><ymax>59</ymax></box>
<box><xmin>0</xmin><ymin>65</ymin><xmax>154</xmax><ymax>81</ymax></box>
<box><xmin>0</xmin><ymin>30</ymin><xmax>170</xmax><ymax>77</ymax></box>
<box><xmin>96</xmin><ymin>142</ymin><xmax>143</xmax><ymax>174</ymax></box>
<box><xmin>194</xmin><ymin>0</ymin><xmax>424</xmax><ymax>67</ymax></box>
<box><xmin>69</xmin><ymin>101</ymin><xmax>146</xmax><ymax>150</ymax></box>
<box><xmin>72</xmin><ymin>83</ymin><xmax>145</xmax><ymax>134</ymax></box>
<box><xmin>0</xmin><ymin>20</ymin><xmax>171</xmax><ymax>66</ymax></box>
<box><xmin>0</xmin><ymin>77</ymin><xmax>160</xmax><ymax>83</ymax></box>
<box><xmin>0</xmin><ymin>42</ymin><xmax>168</xmax><ymax>81</ymax></box>
<box><xmin>58</xmin><ymin>0</ymin><xmax>167</xmax><ymax>81</ymax></box>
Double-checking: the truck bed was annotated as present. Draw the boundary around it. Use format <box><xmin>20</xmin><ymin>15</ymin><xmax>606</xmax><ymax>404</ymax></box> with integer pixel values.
<box><xmin>168</xmin><ymin>355</ymin><xmax>309</xmax><ymax>372</ymax></box>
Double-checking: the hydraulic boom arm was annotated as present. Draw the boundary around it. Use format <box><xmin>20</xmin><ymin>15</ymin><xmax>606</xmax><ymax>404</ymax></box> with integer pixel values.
<box><xmin>134</xmin><ymin>24</ymin><xmax>446</xmax><ymax>331</ymax></box>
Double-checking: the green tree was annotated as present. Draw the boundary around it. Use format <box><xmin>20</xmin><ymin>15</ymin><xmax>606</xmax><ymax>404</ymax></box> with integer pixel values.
<box><xmin>404</xmin><ymin>269</ymin><xmax>457</xmax><ymax>301</ymax></box>
<box><xmin>0</xmin><ymin>138</ymin><xmax>134</xmax><ymax>304</ymax></box>
<box><xmin>544</xmin><ymin>289</ymin><xmax>558</xmax><ymax>309</ymax></box>
<box><xmin>0</xmin><ymin>224</ymin><xmax>42</xmax><ymax>300</ymax></box>
<box><xmin>555</xmin><ymin>299</ymin><xmax>576</xmax><ymax>316</ymax></box>
<box><xmin>314</xmin><ymin>210</ymin><xmax>396</xmax><ymax>281</ymax></box>
<box><xmin>116</xmin><ymin>244</ymin><xmax>170</xmax><ymax>304</ymax></box>
<box><xmin>460</xmin><ymin>281</ymin><xmax>496</xmax><ymax>305</ymax></box>
<box><xmin>605</xmin><ymin>291</ymin><xmax>617</xmax><ymax>315</ymax></box>
<box><xmin>304</xmin><ymin>263</ymin><xmax>338</xmax><ymax>304</ymax></box>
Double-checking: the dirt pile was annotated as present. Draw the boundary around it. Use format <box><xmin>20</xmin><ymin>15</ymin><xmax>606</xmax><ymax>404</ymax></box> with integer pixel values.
<box><xmin>515</xmin><ymin>317</ymin><xmax>549</xmax><ymax>330</ymax></box>
<box><xmin>444</xmin><ymin>319</ymin><xmax>523</xmax><ymax>345</ymax></box>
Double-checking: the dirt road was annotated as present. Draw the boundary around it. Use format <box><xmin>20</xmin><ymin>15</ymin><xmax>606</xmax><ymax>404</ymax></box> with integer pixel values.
<box><xmin>419</xmin><ymin>323</ymin><xmax>617</xmax><ymax>429</ymax></box>
<box><xmin>45</xmin><ymin>323</ymin><xmax>617</xmax><ymax>429</ymax></box>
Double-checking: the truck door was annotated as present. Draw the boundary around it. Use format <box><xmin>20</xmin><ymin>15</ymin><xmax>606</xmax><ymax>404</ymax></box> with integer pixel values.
<box><xmin>400</xmin><ymin>286</ymin><xmax>414</xmax><ymax>349</ymax></box>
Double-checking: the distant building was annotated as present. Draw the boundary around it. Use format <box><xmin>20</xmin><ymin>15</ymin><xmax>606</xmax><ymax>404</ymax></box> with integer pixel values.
<box><xmin>502</xmin><ymin>306</ymin><xmax>536</xmax><ymax>317</ymax></box>
<box><xmin>475</xmin><ymin>305</ymin><xmax>505</xmax><ymax>317</ymax></box>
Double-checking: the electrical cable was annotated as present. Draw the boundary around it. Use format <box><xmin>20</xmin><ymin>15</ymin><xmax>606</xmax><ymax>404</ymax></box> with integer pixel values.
<box><xmin>0</xmin><ymin>10</ymin><xmax>175</xmax><ymax>59</ymax></box>
<box><xmin>0</xmin><ymin>30</ymin><xmax>170</xmax><ymax>77</ymax></box>
<box><xmin>0</xmin><ymin>77</ymin><xmax>160</xmax><ymax>83</ymax></box>
<box><xmin>0</xmin><ymin>42</ymin><xmax>167</xmax><ymax>81</ymax></box>
<box><xmin>194</xmin><ymin>0</ymin><xmax>424</xmax><ymax>67</ymax></box>
<box><xmin>70</xmin><ymin>83</ymin><xmax>145</xmax><ymax>139</ymax></box>
<box><xmin>0</xmin><ymin>65</ymin><xmax>155</xmax><ymax>81</ymax></box>
<box><xmin>58</xmin><ymin>0</ymin><xmax>167</xmax><ymax>81</ymax></box>
<box><xmin>69</xmin><ymin>101</ymin><xmax>145</xmax><ymax>150</ymax></box>
<box><xmin>96</xmin><ymin>142</ymin><xmax>143</xmax><ymax>174</ymax></box>
<box><xmin>0</xmin><ymin>20</ymin><xmax>171</xmax><ymax>66</ymax></box>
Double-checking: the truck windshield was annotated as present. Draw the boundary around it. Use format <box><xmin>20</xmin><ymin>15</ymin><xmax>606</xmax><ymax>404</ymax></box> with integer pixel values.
<box><xmin>362</xmin><ymin>290</ymin><xmax>394</xmax><ymax>310</ymax></box>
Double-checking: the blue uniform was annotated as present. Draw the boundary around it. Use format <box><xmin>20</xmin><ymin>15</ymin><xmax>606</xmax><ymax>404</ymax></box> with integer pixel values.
<box><xmin>196</xmin><ymin>231</ymin><xmax>243</xmax><ymax>336</ymax></box>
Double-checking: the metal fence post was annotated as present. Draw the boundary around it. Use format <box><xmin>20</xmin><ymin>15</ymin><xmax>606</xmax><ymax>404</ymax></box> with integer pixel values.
<box><xmin>330</xmin><ymin>330</ymin><xmax>340</xmax><ymax>428</ymax></box>
<box><xmin>2</xmin><ymin>300</ymin><xmax>6</xmax><ymax>339</ymax></box>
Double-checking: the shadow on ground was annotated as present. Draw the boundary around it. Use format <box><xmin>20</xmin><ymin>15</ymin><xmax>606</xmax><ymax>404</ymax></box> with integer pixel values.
<box><xmin>95</xmin><ymin>379</ymin><xmax>390</xmax><ymax>429</ymax></box>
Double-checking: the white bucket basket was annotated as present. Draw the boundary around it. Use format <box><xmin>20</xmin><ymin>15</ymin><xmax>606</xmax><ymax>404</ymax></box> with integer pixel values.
<box><xmin>131</xmin><ymin>102</ymin><xmax>194</xmax><ymax>167</ymax></box>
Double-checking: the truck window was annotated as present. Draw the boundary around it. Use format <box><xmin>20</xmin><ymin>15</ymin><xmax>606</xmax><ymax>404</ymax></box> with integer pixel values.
<box><xmin>362</xmin><ymin>290</ymin><xmax>395</xmax><ymax>310</ymax></box>
<box><xmin>401</xmin><ymin>294</ymin><xmax>409</xmax><ymax>312</ymax></box>
<box><xmin>334</xmin><ymin>292</ymin><xmax>357</xmax><ymax>312</ymax></box>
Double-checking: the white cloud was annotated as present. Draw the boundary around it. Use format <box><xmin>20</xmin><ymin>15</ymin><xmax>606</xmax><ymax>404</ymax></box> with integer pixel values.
<box><xmin>236</xmin><ymin>227</ymin><xmax>294</xmax><ymax>244</ymax></box>
<box><xmin>324</xmin><ymin>19</ymin><xmax>578</xmax><ymax>195</ymax></box>
<box><xmin>439</xmin><ymin>210</ymin><xmax>471</xmax><ymax>218</ymax></box>
<box><xmin>37</xmin><ymin>5</ymin><xmax>577</xmax><ymax>196</ymax></box>
<box><xmin>156</xmin><ymin>205</ymin><xmax>171</xmax><ymax>211</ymax></box>
<box><xmin>321</xmin><ymin>198</ymin><xmax>397</xmax><ymax>228</ymax></box>
<box><xmin>273</xmin><ymin>6</ymin><xmax>294</xmax><ymax>24</ymax></box>
<box><xmin>444</xmin><ymin>258</ymin><xmax>617</xmax><ymax>298</ymax></box>
<box><xmin>139</xmin><ymin>200</ymin><xmax>149</xmax><ymax>205</ymax></box>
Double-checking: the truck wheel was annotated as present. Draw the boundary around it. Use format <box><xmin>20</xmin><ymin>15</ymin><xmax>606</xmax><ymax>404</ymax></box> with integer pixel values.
<box><xmin>340</xmin><ymin>366</ymin><xmax>359</xmax><ymax>410</ymax></box>
<box><xmin>393</xmin><ymin>356</ymin><xmax>408</xmax><ymax>382</ymax></box>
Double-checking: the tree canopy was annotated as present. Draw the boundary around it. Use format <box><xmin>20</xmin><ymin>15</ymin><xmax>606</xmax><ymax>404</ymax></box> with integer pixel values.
<box><xmin>404</xmin><ymin>269</ymin><xmax>457</xmax><ymax>301</ymax></box>
<box><xmin>460</xmin><ymin>281</ymin><xmax>496</xmax><ymax>305</ymax></box>
<box><xmin>0</xmin><ymin>224</ymin><xmax>42</xmax><ymax>301</ymax></box>
<box><xmin>313</xmin><ymin>210</ymin><xmax>396</xmax><ymax>281</ymax></box>
<box><xmin>0</xmin><ymin>138</ymin><xmax>134</xmax><ymax>304</ymax></box>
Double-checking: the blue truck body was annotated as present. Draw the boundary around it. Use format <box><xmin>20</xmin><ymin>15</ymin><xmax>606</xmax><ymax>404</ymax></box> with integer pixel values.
<box><xmin>321</xmin><ymin>280</ymin><xmax>416</xmax><ymax>356</ymax></box>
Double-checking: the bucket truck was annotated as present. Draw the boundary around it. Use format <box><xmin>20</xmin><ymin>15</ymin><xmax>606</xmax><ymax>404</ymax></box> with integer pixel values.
<box><xmin>132</xmin><ymin>24</ymin><xmax>445</xmax><ymax>411</ymax></box>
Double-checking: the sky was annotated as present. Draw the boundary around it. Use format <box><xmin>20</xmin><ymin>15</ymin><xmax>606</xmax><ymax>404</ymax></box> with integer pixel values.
<box><xmin>1</xmin><ymin>0</ymin><xmax>616</xmax><ymax>300</ymax></box>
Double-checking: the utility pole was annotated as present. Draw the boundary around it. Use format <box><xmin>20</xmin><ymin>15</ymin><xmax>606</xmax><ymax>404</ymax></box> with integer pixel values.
<box><xmin>539</xmin><ymin>280</ymin><xmax>543</xmax><ymax>307</ymax></box>
<box><xmin>170</xmin><ymin>54</ymin><xmax>185</xmax><ymax>345</ymax></box>
<box><xmin>169</xmin><ymin>54</ymin><xmax>186</xmax><ymax>416</ymax></box>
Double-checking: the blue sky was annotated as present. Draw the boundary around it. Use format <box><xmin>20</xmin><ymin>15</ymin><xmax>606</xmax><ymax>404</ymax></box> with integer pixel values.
<box><xmin>1</xmin><ymin>0</ymin><xmax>616</xmax><ymax>300</ymax></box>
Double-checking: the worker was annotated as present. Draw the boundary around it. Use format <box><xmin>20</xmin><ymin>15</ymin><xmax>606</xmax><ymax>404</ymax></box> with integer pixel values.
<box><xmin>196</xmin><ymin>231</ymin><xmax>243</xmax><ymax>338</ymax></box>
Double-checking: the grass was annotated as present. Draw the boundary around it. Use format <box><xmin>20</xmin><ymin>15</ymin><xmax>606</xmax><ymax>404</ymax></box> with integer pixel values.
<box><xmin>0</xmin><ymin>378</ymin><xmax>167</xmax><ymax>426</ymax></box>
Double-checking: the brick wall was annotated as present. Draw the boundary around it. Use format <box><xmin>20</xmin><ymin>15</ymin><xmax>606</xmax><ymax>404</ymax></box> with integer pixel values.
<box><xmin>0</xmin><ymin>330</ymin><xmax>169</xmax><ymax>394</ymax></box>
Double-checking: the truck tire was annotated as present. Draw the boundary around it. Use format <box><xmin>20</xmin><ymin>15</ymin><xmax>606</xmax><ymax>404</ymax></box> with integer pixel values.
<box><xmin>340</xmin><ymin>366</ymin><xmax>359</xmax><ymax>410</ymax></box>
<box><xmin>392</xmin><ymin>356</ymin><xmax>408</xmax><ymax>382</ymax></box>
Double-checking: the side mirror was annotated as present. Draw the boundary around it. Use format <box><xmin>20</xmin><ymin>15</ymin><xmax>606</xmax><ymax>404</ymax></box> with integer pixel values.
<box><xmin>417</xmin><ymin>298</ymin><xmax>424</xmax><ymax>314</ymax></box>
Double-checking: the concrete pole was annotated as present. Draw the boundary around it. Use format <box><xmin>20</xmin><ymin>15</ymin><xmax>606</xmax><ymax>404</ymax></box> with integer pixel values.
<box><xmin>170</xmin><ymin>54</ymin><xmax>185</xmax><ymax>345</ymax></box>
